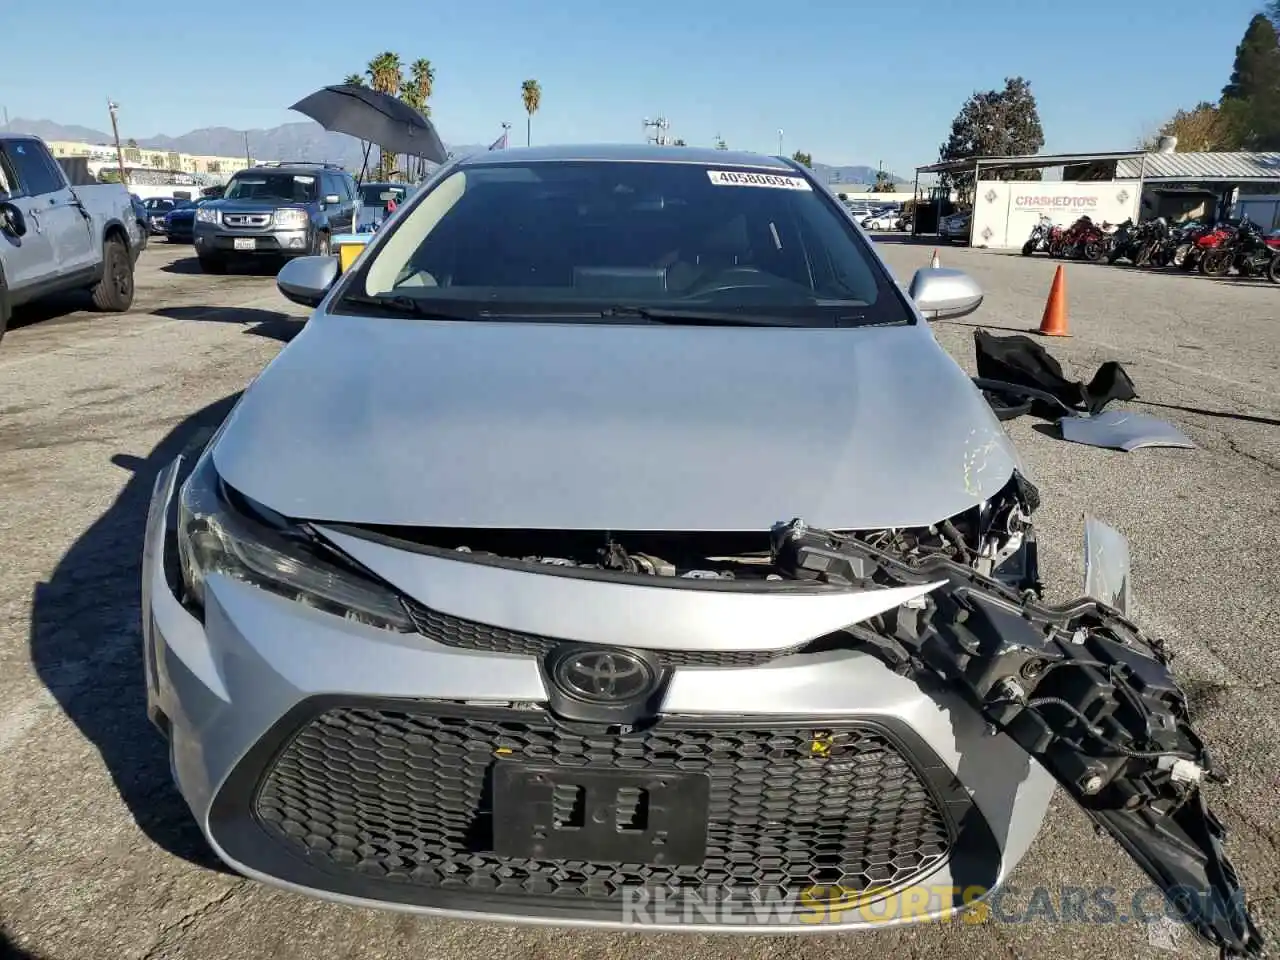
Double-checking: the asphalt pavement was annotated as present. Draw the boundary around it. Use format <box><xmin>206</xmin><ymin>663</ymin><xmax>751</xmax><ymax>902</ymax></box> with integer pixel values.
<box><xmin>0</xmin><ymin>240</ymin><xmax>1276</xmax><ymax>960</ymax></box>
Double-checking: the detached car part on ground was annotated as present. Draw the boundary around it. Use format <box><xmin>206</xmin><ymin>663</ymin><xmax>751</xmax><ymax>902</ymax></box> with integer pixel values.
<box><xmin>141</xmin><ymin>145</ymin><xmax>1262</xmax><ymax>958</ymax></box>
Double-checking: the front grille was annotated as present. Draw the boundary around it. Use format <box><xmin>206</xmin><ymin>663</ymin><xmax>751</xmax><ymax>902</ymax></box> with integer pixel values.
<box><xmin>223</xmin><ymin>213</ymin><xmax>271</xmax><ymax>228</ymax></box>
<box><xmin>404</xmin><ymin>601</ymin><xmax>801</xmax><ymax>667</ymax></box>
<box><xmin>249</xmin><ymin>703</ymin><xmax>956</xmax><ymax>911</ymax></box>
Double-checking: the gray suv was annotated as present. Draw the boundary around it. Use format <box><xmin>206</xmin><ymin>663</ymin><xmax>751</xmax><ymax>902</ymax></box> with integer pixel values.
<box><xmin>193</xmin><ymin>162</ymin><xmax>356</xmax><ymax>273</ymax></box>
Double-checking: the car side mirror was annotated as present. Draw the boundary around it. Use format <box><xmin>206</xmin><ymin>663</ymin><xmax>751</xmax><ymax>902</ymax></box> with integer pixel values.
<box><xmin>277</xmin><ymin>255</ymin><xmax>339</xmax><ymax>308</ymax></box>
<box><xmin>908</xmin><ymin>267</ymin><xmax>983</xmax><ymax>320</ymax></box>
<box><xmin>0</xmin><ymin>201</ymin><xmax>27</xmax><ymax>238</ymax></box>
<box><xmin>323</xmin><ymin>194</ymin><xmax>341</xmax><ymax>206</ymax></box>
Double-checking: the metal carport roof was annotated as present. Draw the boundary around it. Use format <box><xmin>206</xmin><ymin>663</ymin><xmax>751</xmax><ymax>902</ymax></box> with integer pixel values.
<box><xmin>1115</xmin><ymin>151</ymin><xmax>1280</xmax><ymax>182</ymax></box>
<box><xmin>916</xmin><ymin>151</ymin><xmax>1145</xmax><ymax>175</ymax></box>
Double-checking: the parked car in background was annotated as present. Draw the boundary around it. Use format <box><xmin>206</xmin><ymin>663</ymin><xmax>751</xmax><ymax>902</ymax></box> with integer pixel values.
<box><xmin>938</xmin><ymin>210</ymin><xmax>972</xmax><ymax>244</ymax></box>
<box><xmin>356</xmin><ymin>181</ymin><xmax>414</xmax><ymax>233</ymax></box>
<box><xmin>130</xmin><ymin>194</ymin><xmax>150</xmax><ymax>253</ymax></box>
<box><xmin>193</xmin><ymin>161</ymin><xmax>358</xmax><ymax>273</ymax></box>
<box><xmin>143</xmin><ymin>197</ymin><xmax>180</xmax><ymax>235</ymax></box>
<box><xmin>165</xmin><ymin>197</ymin><xmax>218</xmax><ymax>244</ymax></box>
<box><xmin>0</xmin><ymin>134</ymin><xmax>139</xmax><ymax>343</ymax></box>
<box><xmin>862</xmin><ymin>210</ymin><xmax>899</xmax><ymax>230</ymax></box>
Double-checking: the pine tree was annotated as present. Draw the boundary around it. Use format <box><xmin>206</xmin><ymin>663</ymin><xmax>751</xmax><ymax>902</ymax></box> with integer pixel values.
<box><xmin>1221</xmin><ymin>14</ymin><xmax>1280</xmax><ymax>149</ymax></box>
<box><xmin>938</xmin><ymin>77</ymin><xmax>1045</xmax><ymax>197</ymax></box>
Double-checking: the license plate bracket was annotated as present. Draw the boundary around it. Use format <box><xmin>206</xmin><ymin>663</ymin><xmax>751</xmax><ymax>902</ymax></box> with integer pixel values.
<box><xmin>492</xmin><ymin>762</ymin><xmax>710</xmax><ymax>866</ymax></box>
<box><xmin>233</xmin><ymin>237</ymin><xmax>256</xmax><ymax>251</ymax></box>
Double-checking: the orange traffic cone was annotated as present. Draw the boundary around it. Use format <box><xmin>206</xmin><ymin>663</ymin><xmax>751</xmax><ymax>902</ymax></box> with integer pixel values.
<box><xmin>1037</xmin><ymin>265</ymin><xmax>1070</xmax><ymax>337</ymax></box>
<box><xmin>929</xmin><ymin>249</ymin><xmax>941</xmax><ymax>269</ymax></box>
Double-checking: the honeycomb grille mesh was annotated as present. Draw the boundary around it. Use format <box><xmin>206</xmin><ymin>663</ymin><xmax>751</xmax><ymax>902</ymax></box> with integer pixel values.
<box><xmin>254</xmin><ymin>705</ymin><xmax>954</xmax><ymax>907</ymax></box>
<box><xmin>405</xmin><ymin>602</ymin><xmax>800</xmax><ymax>667</ymax></box>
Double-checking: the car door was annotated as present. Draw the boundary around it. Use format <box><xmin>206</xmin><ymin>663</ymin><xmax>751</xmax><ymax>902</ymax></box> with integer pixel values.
<box><xmin>6</xmin><ymin>139</ymin><xmax>96</xmax><ymax>273</ymax></box>
<box><xmin>329</xmin><ymin>173</ymin><xmax>355</xmax><ymax>233</ymax></box>
<box><xmin>0</xmin><ymin>141</ymin><xmax>57</xmax><ymax>294</ymax></box>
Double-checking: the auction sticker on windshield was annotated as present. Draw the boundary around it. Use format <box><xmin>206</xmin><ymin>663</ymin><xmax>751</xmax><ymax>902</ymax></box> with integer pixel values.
<box><xmin>707</xmin><ymin>170</ymin><xmax>811</xmax><ymax>190</ymax></box>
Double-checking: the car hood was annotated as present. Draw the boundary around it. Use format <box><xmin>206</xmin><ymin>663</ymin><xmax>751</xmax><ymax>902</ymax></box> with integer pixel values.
<box><xmin>211</xmin><ymin>314</ymin><xmax>1022</xmax><ymax>531</ymax></box>
<box><xmin>208</xmin><ymin>199</ymin><xmax>303</xmax><ymax>214</ymax></box>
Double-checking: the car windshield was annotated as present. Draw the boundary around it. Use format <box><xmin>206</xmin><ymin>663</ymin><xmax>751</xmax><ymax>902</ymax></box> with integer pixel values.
<box><xmin>340</xmin><ymin>160</ymin><xmax>910</xmax><ymax>327</ymax></box>
<box><xmin>360</xmin><ymin>184</ymin><xmax>410</xmax><ymax>205</ymax></box>
<box><xmin>145</xmin><ymin>198</ymin><xmax>176</xmax><ymax>211</ymax></box>
<box><xmin>223</xmin><ymin>172</ymin><xmax>318</xmax><ymax>203</ymax></box>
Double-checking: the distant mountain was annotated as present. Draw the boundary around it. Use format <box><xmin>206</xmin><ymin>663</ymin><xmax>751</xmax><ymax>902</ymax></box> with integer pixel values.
<box><xmin>8</xmin><ymin>117</ymin><xmax>905</xmax><ymax>182</ymax></box>
<box><xmin>5</xmin><ymin>117</ymin><xmax>485</xmax><ymax>171</ymax></box>
<box><xmin>810</xmin><ymin>161</ymin><xmax>908</xmax><ymax>186</ymax></box>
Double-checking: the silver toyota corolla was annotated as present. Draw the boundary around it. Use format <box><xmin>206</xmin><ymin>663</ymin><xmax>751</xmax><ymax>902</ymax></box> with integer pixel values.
<box><xmin>141</xmin><ymin>145</ymin><xmax>1260</xmax><ymax>957</ymax></box>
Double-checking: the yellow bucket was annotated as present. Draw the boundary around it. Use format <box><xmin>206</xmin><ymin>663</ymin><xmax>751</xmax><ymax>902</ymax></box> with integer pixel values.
<box><xmin>333</xmin><ymin>234</ymin><xmax>371</xmax><ymax>273</ymax></box>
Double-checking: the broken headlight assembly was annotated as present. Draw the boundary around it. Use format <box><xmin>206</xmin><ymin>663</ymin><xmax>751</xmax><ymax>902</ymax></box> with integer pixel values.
<box><xmin>175</xmin><ymin>451</ymin><xmax>412</xmax><ymax>632</ymax></box>
<box><xmin>770</xmin><ymin>514</ymin><xmax>1263</xmax><ymax>960</ymax></box>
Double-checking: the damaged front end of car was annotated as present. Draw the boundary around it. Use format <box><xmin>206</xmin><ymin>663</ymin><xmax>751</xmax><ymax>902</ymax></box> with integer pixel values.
<box><xmin>763</xmin><ymin>479</ymin><xmax>1263</xmax><ymax>959</ymax></box>
<box><xmin>333</xmin><ymin>469</ymin><xmax>1262</xmax><ymax>957</ymax></box>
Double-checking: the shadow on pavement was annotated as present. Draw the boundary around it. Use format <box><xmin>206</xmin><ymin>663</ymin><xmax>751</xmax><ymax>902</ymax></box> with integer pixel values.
<box><xmin>7</xmin><ymin>292</ymin><xmax>100</xmax><ymax>332</ymax></box>
<box><xmin>872</xmin><ymin>234</ymin><xmax>945</xmax><ymax>246</ymax></box>
<box><xmin>158</xmin><ymin>256</ymin><xmax>203</xmax><ymax>275</ymax></box>
<box><xmin>151</xmin><ymin>305</ymin><xmax>303</xmax><ymax>344</ymax></box>
<box><xmin>1134</xmin><ymin>399</ymin><xmax>1280</xmax><ymax>428</ymax></box>
<box><xmin>0</xmin><ymin>924</ymin><xmax>52</xmax><ymax>960</ymax></box>
<box><xmin>28</xmin><ymin>393</ymin><xmax>243</xmax><ymax>872</ymax></box>
<box><xmin>160</xmin><ymin>256</ymin><xmax>283</xmax><ymax>278</ymax></box>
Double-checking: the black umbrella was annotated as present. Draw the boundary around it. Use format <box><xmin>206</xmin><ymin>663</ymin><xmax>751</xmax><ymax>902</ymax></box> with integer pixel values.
<box><xmin>289</xmin><ymin>84</ymin><xmax>448</xmax><ymax>172</ymax></box>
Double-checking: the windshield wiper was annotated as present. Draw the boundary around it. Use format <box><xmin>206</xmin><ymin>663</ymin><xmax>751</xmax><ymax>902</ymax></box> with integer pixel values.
<box><xmin>338</xmin><ymin>293</ymin><xmax>477</xmax><ymax>322</ymax></box>
<box><xmin>598</xmin><ymin>305</ymin><xmax>821</xmax><ymax>327</ymax></box>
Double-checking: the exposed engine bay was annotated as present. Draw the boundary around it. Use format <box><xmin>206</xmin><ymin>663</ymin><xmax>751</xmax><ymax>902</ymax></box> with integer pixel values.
<box><xmin>359</xmin><ymin>474</ymin><xmax>1261</xmax><ymax>959</ymax></box>
<box><xmin>397</xmin><ymin>473</ymin><xmax>1039</xmax><ymax>587</ymax></box>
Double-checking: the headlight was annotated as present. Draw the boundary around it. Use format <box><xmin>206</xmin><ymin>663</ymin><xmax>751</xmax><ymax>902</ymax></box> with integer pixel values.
<box><xmin>274</xmin><ymin>208</ymin><xmax>309</xmax><ymax>228</ymax></box>
<box><xmin>175</xmin><ymin>450</ymin><xmax>412</xmax><ymax>632</ymax></box>
<box><xmin>196</xmin><ymin>207</ymin><xmax>220</xmax><ymax>224</ymax></box>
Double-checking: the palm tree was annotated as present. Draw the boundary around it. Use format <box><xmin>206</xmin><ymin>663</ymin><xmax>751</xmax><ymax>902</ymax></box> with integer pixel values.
<box><xmin>366</xmin><ymin>51</ymin><xmax>403</xmax><ymax>96</ymax></box>
<box><xmin>406</xmin><ymin>59</ymin><xmax>435</xmax><ymax>115</ymax></box>
<box><xmin>521</xmin><ymin>79</ymin><xmax>542</xmax><ymax>147</ymax></box>
<box><xmin>343</xmin><ymin>73</ymin><xmax>365</xmax><ymax>86</ymax></box>
<box><xmin>399</xmin><ymin>59</ymin><xmax>435</xmax><ymax>179</ymax></box>
<box><xmin>366</xmin><ymin>52</ymin><xmax>404</xmax><ymax>177</ymax></box>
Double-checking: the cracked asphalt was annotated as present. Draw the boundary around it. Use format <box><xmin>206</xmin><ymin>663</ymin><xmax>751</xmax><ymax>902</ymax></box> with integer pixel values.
<box><xmin>1</xmin><ymin>240</ymin><xmax>1277</xmax><ymax>960</ymax></box>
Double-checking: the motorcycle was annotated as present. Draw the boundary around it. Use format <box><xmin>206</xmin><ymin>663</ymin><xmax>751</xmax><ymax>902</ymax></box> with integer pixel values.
<box><xmin>1179</xmin><ymin>220</ymin><xmax>1237</xmax><ymax>273</ymax></box>
<box><xmin>1200</xmin><ymin>217</ymin><xmax>1280</xmax><ymax>278</ymax></box>
<box><xmin>1021</xmin><ymin>215</ymin><xmax>1058</xmax><ymax>256</ymax></box>
<box><xmin>1105</xmin><ymin>218</ymin><xmax>1137</xmax><ymax>264</ymax></box>
<box><xmin>1053</xmin><ymin>215</ymin><xmax>1100</xmax><ymax>260</ymax></box>
<box><xmin>1192</xmin><ymin>222</ymin><xmax>1242</xmax><ymax>276</ymax></box>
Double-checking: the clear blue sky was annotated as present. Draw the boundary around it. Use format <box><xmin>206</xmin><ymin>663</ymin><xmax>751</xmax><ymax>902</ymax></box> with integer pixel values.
<box><xmin>3</xmin><ymin>0</ymin><xmax>1266</xmax><ymax>176</ymax></box>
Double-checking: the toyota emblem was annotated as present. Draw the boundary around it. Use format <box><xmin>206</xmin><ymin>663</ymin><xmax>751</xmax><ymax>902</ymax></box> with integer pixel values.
<box><xmin>552</xmin><ymin>649</ymin><xmax>655</xmax><ymax>703</ymax></box>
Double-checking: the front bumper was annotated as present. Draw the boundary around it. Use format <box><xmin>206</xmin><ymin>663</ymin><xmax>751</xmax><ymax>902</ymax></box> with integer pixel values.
<box><xmin>141</xmin><ymin>458</ymin><xmax>1055</xmax><ymax>931</ymax></box>
<box><xmin>193</xmin><ymin>222</ymin><xmax>312</xmax><ymax>256</ymax></box>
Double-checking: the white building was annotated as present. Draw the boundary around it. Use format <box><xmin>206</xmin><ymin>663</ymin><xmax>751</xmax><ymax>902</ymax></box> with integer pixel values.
<box><xmin>914</xmin><ymin>140</ymin><xmax>1280</xmax><ymax>248</ymax></box>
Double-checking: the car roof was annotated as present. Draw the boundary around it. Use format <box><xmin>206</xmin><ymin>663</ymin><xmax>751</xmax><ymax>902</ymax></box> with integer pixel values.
<box><xmin>452</xmin><ymin>143</ymin><xmax>796</xmax><ymax>171</ymax></box>
<box><xmin>239</xmin><ymin>165</ymin><xmax>346</xmax><ymax>176</ymax></box>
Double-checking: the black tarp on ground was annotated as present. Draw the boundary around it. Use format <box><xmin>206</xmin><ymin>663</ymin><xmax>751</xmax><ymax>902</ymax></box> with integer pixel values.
<box><xmin>973</xmin><ymin>329</ymin><xmax>1137</xmax><ymax>419</ymax></box>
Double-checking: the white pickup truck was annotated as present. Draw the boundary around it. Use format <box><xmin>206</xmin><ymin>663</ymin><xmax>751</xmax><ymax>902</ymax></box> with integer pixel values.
<box><xmin>0</xmin><ymin>133</ymin><xmax>142</xmax><ymax>343</ymax></box>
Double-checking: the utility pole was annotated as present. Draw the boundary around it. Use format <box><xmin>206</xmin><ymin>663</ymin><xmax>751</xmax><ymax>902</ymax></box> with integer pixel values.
<box><xmin>244</xmin><ymin>131</ymin><xmax>251</xmax><ymax>166</ymax></box>
<box><xmin>2</xmin><ymin>106</ymin><xmax>9</xmax><ymax>132</ymax></box>
<box><xmin>106</xmin><ymin>99</ymin><xmax>127</xmax><ymax>186</ymax></box>
<box><xmin>642</xmin><ymin>116</ymin><xmax>671</xmax><ymax>146</ymax></box>
<box><xmin>778</xmin><ymin>129</ymin><xmax>784</xmax><ymax>156</ymax></box>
